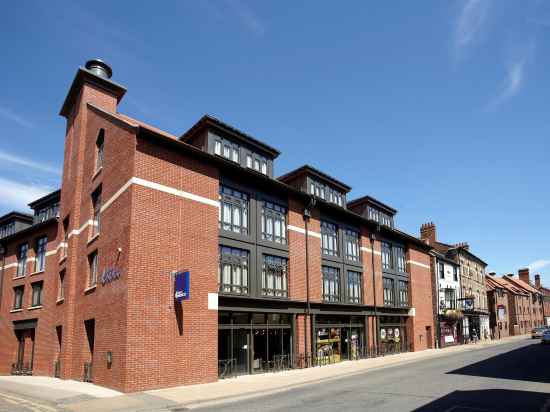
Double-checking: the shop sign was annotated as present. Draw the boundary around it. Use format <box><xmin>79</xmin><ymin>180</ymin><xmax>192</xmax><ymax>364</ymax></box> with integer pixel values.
<box><xmin>100</xmin><ymin>267</ymin><xmax>121</xmax><ymax>285</ymax></box>
<box><xmin>463</xmin><ymin>298</ymin><xmax>474</xmax><ymax>311</ymax></box>
<box><xmin>174</xmin><ymin>271</ymin><xmax>190</xmax><ymax>301</ymax></box>
<box><xmin>445</xmin><ymin>335</ymin><xmax>455</xmax><ymax>343</ymax></box>
<box><xmin>497</xmin><ymin>305</ymin><xmax>506</xmax><ymax>320</ymax></box>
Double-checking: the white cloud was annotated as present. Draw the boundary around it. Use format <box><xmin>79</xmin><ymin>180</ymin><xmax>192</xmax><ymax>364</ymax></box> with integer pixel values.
<box><xmin>487</xmin><ymin>42</ymin><xmax>535</xmax><ymax>109</ymax></box>
<box><xmin>0</xmin><ymin>178</ymin><xmax>52</xmax><ymax>212</ymax></box>
<box><xmin>0</xmin><ymin>105</ymin><xmax>33</xmax><ymax>129</ymax></box>
<box><xmin>528</xmin><ymin>260</ymin><xmax>550</xmax><ymax>272</ymax></box>
<box><xmin>453</xmin><ymin>0</ymin><xmax>491</xmax><ymax>60</ymax></box>
<box><xmin>224</xmin><ymin>0</ymin><xmax>266</xmax><ymax>36</ymax></box>
<box><xmin>0</xmin><ymin>150</ymin><xmax>60</xmax><ymax>175</ymax></box>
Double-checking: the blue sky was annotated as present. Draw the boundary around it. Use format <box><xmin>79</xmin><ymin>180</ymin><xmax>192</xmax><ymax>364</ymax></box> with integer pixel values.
<box><xmin>1</xmin><ymin>1</ymin><xmax>549</xmax><ymax>282</ymax></box>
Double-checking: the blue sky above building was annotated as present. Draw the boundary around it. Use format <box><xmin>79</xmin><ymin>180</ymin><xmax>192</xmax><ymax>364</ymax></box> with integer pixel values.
<box><xmin>1</xmin><ymin>1</ymin><xmax>549</xmax><ymax>281</ymax></box>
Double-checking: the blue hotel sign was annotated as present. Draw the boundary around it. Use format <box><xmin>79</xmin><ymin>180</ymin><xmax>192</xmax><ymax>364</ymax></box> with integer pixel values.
<box><xmin>174</xmin><ymin>271</ymin><xmax>190</xmax><ymax>302</ymax></box>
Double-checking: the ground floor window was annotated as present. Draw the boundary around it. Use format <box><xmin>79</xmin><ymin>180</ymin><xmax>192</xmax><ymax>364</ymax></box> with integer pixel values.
<box><xmin>379</xmin><ymin>316</ymin><xmax>409</xmax><ymax>354</ymax></box>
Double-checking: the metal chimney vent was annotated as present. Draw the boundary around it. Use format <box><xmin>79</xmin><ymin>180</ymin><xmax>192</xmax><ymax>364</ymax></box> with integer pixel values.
<box><xmin>85</xmin><ymin>59</ymin><xmax>113</xmax><ymax>79</ymax></box>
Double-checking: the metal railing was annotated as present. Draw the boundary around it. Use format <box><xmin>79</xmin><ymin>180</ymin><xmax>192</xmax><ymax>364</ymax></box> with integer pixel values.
<box><xmin>83</xmin><ymin>362</ymin><xmax>93</xmax><ymax>382</ymax></box>
<box><xmin>11</xmin><ymin>362</ymin><xmax>32</xmax><ymax>376</ymax></box>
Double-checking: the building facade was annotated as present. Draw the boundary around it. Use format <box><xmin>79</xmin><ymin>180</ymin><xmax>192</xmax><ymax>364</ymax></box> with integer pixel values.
<box><xmin>535</xmin><ymin>274</ymin><xmax>550</xmax><ymax>326</ymax></box>
<box><xmin>420</xmin><ymin>223</ymin><xmax>489</xmax><ymax>342</ymax></box>
<box><xmin>429</xmin><ymin>249</ymin><xmax>461</xmax><ymax>347</ymax></box>
<box><xmin>0</xmin><ymin>59</ymin><xmax>435</xmax><ymax>392</ymax></box>
<box><xmin>485</xmin><ymin>274</ymin><xmax>511</xmax><ymax>340</ymax></box>
<box><xmin>504</xmin><ymin>269</ymin><xmax>544</xmax><ymax>331</ymax></box>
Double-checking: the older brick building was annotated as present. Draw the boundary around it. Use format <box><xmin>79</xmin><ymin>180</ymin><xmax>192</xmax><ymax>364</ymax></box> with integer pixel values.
<box><xmin>0</xmin><ymin>59</ymin><xmax>434</xmax><ymax>392</ymax></box>
<box><xmin>504</xmin><ymin>269</ymin><xmax>544</xmax><ymax>332</ymax></box>
<box><xmin>485</xmin><ymin>274</ymin><xmax>511</xmax><ymax>339</ymax></box>
<box><xmin>535</xmin><ymin>274</ymin><xmax>550</xmax><ymax>326</ymax></box>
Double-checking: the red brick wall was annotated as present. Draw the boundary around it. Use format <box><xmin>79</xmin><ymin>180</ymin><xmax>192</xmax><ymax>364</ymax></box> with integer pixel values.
<box><xmin>408</xmin><ymin>247</ymin><xmax>435</xmax><ymax>350</ymax></box>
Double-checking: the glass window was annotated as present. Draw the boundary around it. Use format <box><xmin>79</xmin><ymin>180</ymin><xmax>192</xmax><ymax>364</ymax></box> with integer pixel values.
<box><xmin>439</xmin><ymin>262</ymin><xmax>445</xmax><ymax>279</ymax></box>
<box><xmin>395</xmin><ymin>246</ymin><xmax>406</xmax><ymax>272</ymax></box>
<box><xmin>347</xmin><ymin>270</ymin><xmax>362</xmax><ymax>304</ymax></box>
<box><xmin>344</xmin><ymin>229</ymin><xmax>360</xmax><ymax>262</ymax></box>
<box><xmin>223</xmin><ymin>144</ymin><xmax>231</xmax><ymax>158</ymax></box>
<box><xmin>381</xmin><ymin>242</ymin><xmax>392</xmax><ymax>270</ymax></box>
<box><xmin>321</xmin><ymin>221</ymin><xmax>338</xmax><ymax>256</ymax></box>
<box><xmin>17</xmin><ymin>243</ymin><xmax>28</xmax><ymax>277</ymax></box>
<box><xmin>89</xmin><ymin>251</ymin><xmax>98</xmax><ymax>288</ymax></box>
<box><xmin>232</xmin><ymin>146</ymin><xmax>239</xmax><ymax>163</ymax></box>
<box><xmin>91</xmin><ymin>189</ymin><xmax>101</xmax><ymax>237</ymax></box>
<box><xmin>35</xmin><ymin>236</ymin><xmax>47</xmax><ymax>273</ymax></box>
<box><xmin>261</xmin><ymin>160</ymin><xmax>267</xmax><ymax>175</ymax></box>
<box><xmin>261</xmin><ymin>201</ymin><xmax>287</xmax><ymax>244</ymax></box>
<box><xmin>62</xmin><ymin>216</ymin><xmax>70</xmax><ymax>259</ymax></box>
<box><xmin>246</xmin><ymin>154</ymin><xmax>252</xmax><ymax>168</ymax></box>
<box><xmin>58</xmin><ymin>271</ymin><xmax>65</xmax><ymax>301</ymax></box>
<box><xmin>254</xmin><ymin>159</ymin><xmax>260</xmax><ymax>171</ymax></box>
<box><xmin>262</xmin><ymin>255</ymin><xmax>288</xmax><ymax>297</ymax></box>
<box><xmin>0</xmin><ymin>222</ymin><xmax>16</xmax><ymax>238</ymax></box>
<box><xmin>214</xmin><ymin>140</ymin><xmax>222</xmax><ymax>155</ymax></box>
<box><xmin>96</xmin><ymin>129</ymin><xmax>105</xmax><ymax>170</ymax></box>
<box><xmin>453</xmin><ymin>266</ymin><xmax>458</xmax><ymax>281</ymax></box>
<box><xmin>368</xmin><ymin>206</ymin><xmax>379</xmax><ymax>222</ymax></box>
<box><xmin>398</xmin><ymin>280</ymin><xmax>409</xmax><ymax>307</ymax></box>
<box><xmin>219</xmin><ymin>246</ymin><xmax>249</xmax><ymax>295</ymax></box>
<box><xmin>31</xmin><ymin>282</ymin><xmax>43</xmax><ymax>307</ymax></box>
<box><xmin>13</xmin><ymin>286</ymin><xmax>24</xmax><ymax>310</ymax></box>
<box><xmin>383</xmin><ymin>277</ymin><xmax>394</xmax><ymax>306</ymax></box>
<box><xmin>322</xmin><ymin>266</ymin><xmax>340</xmax><ymax>302</ymax></box>
<box><xmin>219</xmin><ymin>186</ymin><xmax>249</xmax><ymax>235</ymax></box>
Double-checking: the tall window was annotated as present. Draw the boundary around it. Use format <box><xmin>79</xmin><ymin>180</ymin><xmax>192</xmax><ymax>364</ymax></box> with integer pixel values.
<box><xmin>322</xmin><ymin>266</ymin><xmax>340</xmax><ymax>302</ymax></box>
<box><xmin>62</xmin><ymin>216</ymin><xmax>70</xmax><ymax>259</ymax></box>
<box><xmin>261</xmin><ymin>255</ymin><xmax>288</xmax><ymax>297</ymax></box>
<box><xmin>321</xmin><ymin>221</ymin><xmax>338</xmax><ymax>256</ymax></box>
<box><xmin>383</xmin><ymin>277</ymin><xmax>394</xmax><ymax>306</ymax></box>
<box><xmin>13</xmin><ymin>286</ymin><xmax>24</xmax><ymax>310</ymax></box>
<box><xmin>398</xmin><ymin>280</ymin><xmax>409</xmax><ymax>307</ymax></box>
<box><xmin>35</xmin><ymin>236</ymin><xmax>47</xmax><ymax>273</ymax></box>
<box><xmin>381</xmin><ymin>242</ymin><xmax>392</xmax><ymax>270</ymax></box>
<box><xmin>261</xmin><ymin>201</ymin><xmax>287</xmax><ymax>244</ymax></box>
<box><xmin>96</xmin><ymin>129</ymin><xmax>105</xmax><ymax>170</ymax></box>
<box><xmin>31</xmin><ymin>282</ymin><xmax>43</xmax><ymax>307</ymax></box>
<box><xmin>58</xmin><ymin>271</ymin><xmax>65</xmax><ymax>301</ymax></box>
<box><xmin>16</xmin><ymin>243</ymin><xmax>28</xmax><ymax>277</ymax></box>
<box><xmin>344</xmin><ymin>229</ymin><xmax>360</xmax><ymax>262</ymax></box>
<box><xmin>217</xmin><ymin>140</ymin><xmax>240</xmax><ymax>163</ymax></box>
<box><xmin>439</xmin><ymin>262</ymin><xmax>445</xmax><ymax>279</ymax></box>
<box><xmin>219</xmin><ymin>246</ymin><xmax>249</xmax><ymax>295</ymax></box>
<box><xmin>347</xmin><ymin>270</ymin><xmax>362</xmax><ymax>304</ymax></box>
<box><xmin>395</xmin><ymin>246</ymin><xmax>406</xmax><ymax>273</ymax></box>
<box><xmin>219</xmin><ymin>186</ymin><xmax>249</xmax><ymax>235</ymax></box>
<box><xmin>91</xmin><ymin>189</ymin><xmax>102</xmax><ymax>237</ymax></box>
<box><xmin>453</xmin><ymin>266</ymin><xmax>458</xmax><ymax>281</ymax></box>
<box><xmin>88</xmin><ymin>251</ymin><xmax>99</xmax><ymax>288</ymax></box>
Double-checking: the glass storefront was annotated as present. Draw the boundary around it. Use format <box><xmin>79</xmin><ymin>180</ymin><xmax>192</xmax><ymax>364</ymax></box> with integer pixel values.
<box><xmin>218</xmin><ymin>312</ymin><xmax>292</xmax><ymax>377</ymax></box>
<box><xmin>315</xmin><ymin>315</ymin><xmax>364</xmax><ymax>363</ymax></box>
<box><xmin>379</xmin><ymin>316</ymin><xmax>408</xmax><ymax>354</ymax></box>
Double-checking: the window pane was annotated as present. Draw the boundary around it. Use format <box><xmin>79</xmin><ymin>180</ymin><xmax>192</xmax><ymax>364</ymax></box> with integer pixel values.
<box><xmin>261</xmin><ymin>161</ymin><xmax>267</xmax><ymax>174</ymax></box>
<box><xmin>214</xmin><ymin>141</ymin><xmax>222</xmax><ymax>155</ymax></box>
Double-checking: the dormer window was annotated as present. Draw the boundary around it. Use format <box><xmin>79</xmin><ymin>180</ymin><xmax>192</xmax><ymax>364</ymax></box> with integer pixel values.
<box><xmin>309</xmin><ymin>179</ymin><xmax>344</xmax><ymax>207</ymax></box>
<box><xmin>367</xmin><ymin>206</ymin><xmax>393</xmax><ymax>227</ymax></box>
<box><xmin>214</xmin><ymin>138</ymin><xmax>240</xmax><ymax>164</ymax></box>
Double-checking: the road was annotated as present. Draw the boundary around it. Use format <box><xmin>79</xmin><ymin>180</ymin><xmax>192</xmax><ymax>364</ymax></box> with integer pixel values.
<box><xmin>0</xmin><ymin>338</ymin><xmax>549</xmax><ymax>411</ymax></box>
<box><xmin>198</xmin><ymin>338</ymin><xmax>550</xmax><ymax>412</ymax></box>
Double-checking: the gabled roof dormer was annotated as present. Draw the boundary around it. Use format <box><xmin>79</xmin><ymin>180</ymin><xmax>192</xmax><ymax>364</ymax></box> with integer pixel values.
<box><xmin>347</xmin><ymin>195</ymin><xmax>396</xmax><ymax>228</ymax></box>
<box><xmin>180</xmin><ymin>115</ymin><xmax>280</xmax><ymax>178</ymax></box>
<box><xmin>277</xmin><ymin>165</ymin><xmax>351</xmax><ymax>208</ymax></box>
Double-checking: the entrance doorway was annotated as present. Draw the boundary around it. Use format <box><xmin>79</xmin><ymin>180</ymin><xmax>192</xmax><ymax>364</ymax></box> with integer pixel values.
<box><xmin>12</xmin><ymin>329</ymin><xmax>34</xmax><ymax>375</ymax></box>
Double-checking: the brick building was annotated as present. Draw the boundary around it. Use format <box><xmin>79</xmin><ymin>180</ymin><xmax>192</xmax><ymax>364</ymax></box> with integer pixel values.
<box><xmin>420</xmin><ymin>223</ymin><xmax>489</xmax><ymax>342</ymax></box>
<box><xmin>504</xmin><ymin>269</ymin><xmax>544</xmax><ymax>332</ymax></box>
<box><xmin>485</xmin><ymin>274</ymin><xmax>511</xmax><ymax>339</ymax></box>
<box><xmin>535</xmin><ymin>274</ymin><xmax>550</xmax><ymax>326</ymax></box>
<box><xmin>0</xmin><ymin>59</ymin><xmax>435</xmax><ymax>392</ymax></box>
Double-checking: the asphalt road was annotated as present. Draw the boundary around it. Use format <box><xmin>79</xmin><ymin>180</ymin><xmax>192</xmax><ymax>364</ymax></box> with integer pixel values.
<box><xmin>198</xmin><ymin>338</ymin><xmax>550</xmax><ymax>412</ymax></box>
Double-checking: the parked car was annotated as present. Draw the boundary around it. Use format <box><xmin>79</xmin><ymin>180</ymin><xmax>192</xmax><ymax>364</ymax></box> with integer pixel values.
<box><xmin>541</xmin><ymin>329</ymin><xmax>550</xmax><ymax>345</ymax></box>
<box><xmin>531</xmin><ymin>328</ymin><xmax>546</xmax><ymax>339</ymax></box>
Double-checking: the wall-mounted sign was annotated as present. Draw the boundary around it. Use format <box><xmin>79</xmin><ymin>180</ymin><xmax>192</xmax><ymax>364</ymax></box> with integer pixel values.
<box><xmin>101</xmin><ymin>267</ymin><xmax>121</xmax><ymax>285</ymax></box>
<box><xmin>497</xmin><ymin>305</ymin><xmax>506</xmax><ymax>320</ymax></box>
<box><xmin>174</xmin><ymin>271</ymin><xmax>190</xmax><ymax>302</ymax></box>
<box><xmin>462</xmin><ymin>298</ymin><xmax>474</xmax><ymax>311</ymax></box>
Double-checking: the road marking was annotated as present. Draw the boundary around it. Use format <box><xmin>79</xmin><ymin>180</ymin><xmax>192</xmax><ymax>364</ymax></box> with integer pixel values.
<box><xmin>0</xmin><ymin>392</ymin><xmax>58</xmax><ymax>412</ymax></box>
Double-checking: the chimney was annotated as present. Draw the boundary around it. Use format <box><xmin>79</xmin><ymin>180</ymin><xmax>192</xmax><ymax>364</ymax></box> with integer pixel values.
<box><xmin>518</xmin><ymin>268</ymin><xmax>530</xmax><ymax>285</ymax></box>
<box><xmin>535</xmin><ymin>274</ymin><xmax>541</xmax><ymax>289</ymax></box>
<box><xmin>420</xmin><ymin>222</ymin><xmax>436</xmax><ymax>245</ymax></box>
<box><xmin>60</xmin><ymin>58</ymin><xmax>126</xmax><ymax>118</ymax></box>
<box><xmin>454</xmin><ymin>242</ymin><xmax>470</xmax><ymax>251</ymax></box>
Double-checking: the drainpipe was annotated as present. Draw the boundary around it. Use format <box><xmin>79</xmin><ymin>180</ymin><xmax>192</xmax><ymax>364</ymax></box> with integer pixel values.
<box><xmin>0</xmin><ymin>243</ymin><xmax>5</xmax><ymax>310</ymax></box>
<box><xmin>369</xmin><ymin>229</ymin><xmax>379</xmax><ymax>354</ymax></box>
<box><xmin>303</xmin><ymin>196</ymin><xmax>315</xmax><ymax>366</ymax></box>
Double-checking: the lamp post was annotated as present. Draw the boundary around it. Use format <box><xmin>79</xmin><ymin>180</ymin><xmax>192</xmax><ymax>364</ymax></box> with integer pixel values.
<box><xmin>369</xmin><ymin>229</ymin><xmax>379</xmax><ymax>354</ymax></box>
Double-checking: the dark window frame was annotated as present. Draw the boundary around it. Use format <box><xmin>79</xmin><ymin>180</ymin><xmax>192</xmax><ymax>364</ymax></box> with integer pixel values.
<box><xmin>13</xmin><ymin>286</ymin><xmax>24</xmax><ymax>310</ymax></box>
<box><xmin>322</xmin><ymin>265</ymin><xmax>341</xmax><ymax>303</ymax></box>
<box><xmin>383</xmin><ymin>277</ymin><xmax>395</xmax><ymax>306</ymax></box>
<box><xmin>16</xmin><ymin>243</ymin><xmax>28</xmax><ymax>277</ymax></box>
<box><xmin>91</xmin><ymin>188</ymin><xmax>102</xmax><ymax>238</ymax></box>
<box><xmin>261</xmin><ymin>200</ymin><xmax>287</xmax><ymax>245</ymax></box>
<box><xmin>398</xmin><ymin>280</ymin><xmax>409</xmax><ymax>307</ymax></box>
<box><xmin>321</xmin><ymin>221</ymin><xmax>339</xmax><ymax>257</ymax></box>
<box><xmin>34</xmin><ymin>236</ymin><xmax>47</xmax><ymax>273</ymax></box>
<box><xmin>219</xmin><ymin>246</ymin><xmax>249</xmax><ymax>295</ymax></box>
<box><xmin>96</xmin><ymin>128</ymin><xmax>105</xmax><ymax>171</ymax></box>
<box><xmin>219</xmin><ymin>186</ymin><xmax>249</xmax><ymax>236</ymax></box>
<box><xmin>261</xmin><ymin>254</ymin><xmax>288</xmax><ymax>298</ymax></box>
<box><xmin>88</xmin><ymin>251</ymin><xmax>99</xmax><ymax>288</ymax></box>
<box><xmin>347</xmin><ymin>270</ymin><xmax>362</xmax><ymax>304</ymax></box>
<box><xmin>31</xmin><ymin>281</ymin><xmax>43</xmax><ymax>307</ymax></box>
<box><xmin>344</xmin><ymin>229</ymin><xmax>360</xmax><ymax>263</ymax></box>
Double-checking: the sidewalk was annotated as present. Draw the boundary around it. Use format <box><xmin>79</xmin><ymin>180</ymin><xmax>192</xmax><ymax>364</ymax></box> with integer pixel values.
<box><xmin>0</xmin><ymin>335</ymin><xmax>529</xmax><ymax>412</ymax></box>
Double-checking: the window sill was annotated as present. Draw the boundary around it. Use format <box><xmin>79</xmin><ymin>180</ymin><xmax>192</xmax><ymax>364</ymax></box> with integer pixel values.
<box><xmin>59</xmin><ymin>255</ymin><xmax>67</xmax><ymax>264</ymax></box>
<box><xmin>10</xmin><ymin>309</ymin><xmax>23</xmax><ymax>313</ymax></box>
<box><xmin>84</xmin><ymin>285</ymin><xmax>97</xmax><ymax>294</ymax></box>
<box><xmin>28</xmin><ymin>306</ymin><xmax>43</xmax><ymax>311</ymax></box>
<box><xmin>92</xmin><ymin>167</ymin><xmax>103</xmax><ymax>180</ymax></box>
<box><xmin>29</xmin><ymin>270</ymin><xmax>45</xmax><ymax>277</ymax></box>
<box><xmin>56</xmin><ymin>298</ymin><xmax>65</xmax><ymax>304</ymax></box>
<box><xmin>87</xmin><ymin>234</ymin><xmax>100</xmax><ymax>246</ymax></box>
<box><xmin>12</xmin><ymin>275</ymin><xmax>25</xmax><ymax>280</ymax></box>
